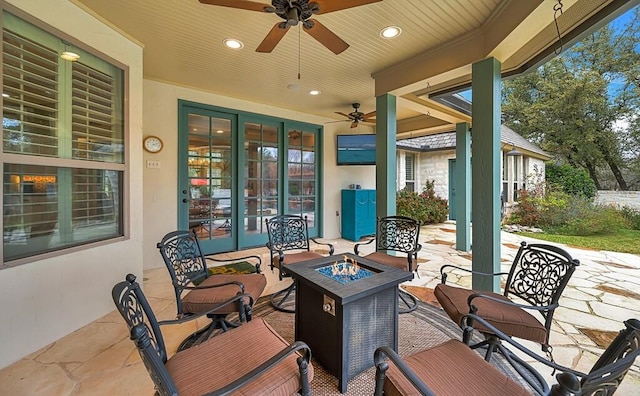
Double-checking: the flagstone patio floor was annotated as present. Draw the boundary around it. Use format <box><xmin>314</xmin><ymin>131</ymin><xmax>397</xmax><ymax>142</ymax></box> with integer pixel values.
<box><xmin>0</xmin><ymin>222</ymin><xmax>638</xmax><ymax>395</ymax></box>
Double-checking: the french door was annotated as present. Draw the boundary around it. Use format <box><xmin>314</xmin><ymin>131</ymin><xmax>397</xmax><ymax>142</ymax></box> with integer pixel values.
<box><xmin>179</xmin><ymin>108</ymin><xmax>237</xmax><ymax>252</ymax></box>
<box><xmin>178</xmin><ymin>102</ymin><xmax>322</xmax><ymax>254</ymax></box>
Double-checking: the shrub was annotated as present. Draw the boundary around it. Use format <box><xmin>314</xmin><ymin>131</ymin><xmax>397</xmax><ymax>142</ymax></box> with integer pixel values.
<box><xmin>620</xmin><ymin>206</ymin><xmax>640</xmax><ymax>230</ymax></box>
<box><xmin>545</xmin><ymin>163</ymin><xmax>597</xmax><ymax>198</ymax></box>
<box><xmin>556</xmin><ymin>205</ymin><xmax>628</xmax><ymax>236</ymax></box>
<box><xmin>397</xmin><ymin>181</ymin><xmax>448</xmax><ymax>225</ymax></box>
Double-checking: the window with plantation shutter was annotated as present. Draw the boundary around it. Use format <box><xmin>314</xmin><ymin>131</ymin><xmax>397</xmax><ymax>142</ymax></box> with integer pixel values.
<box><xmin>405</xmin><ymin>153</ymin><xmax>416</xmax><ymax>192</ymax></box>
<box><xmin>2</xmin><ymin>11</ymin><xmax>125</xmax><ymax>265</ymax></box>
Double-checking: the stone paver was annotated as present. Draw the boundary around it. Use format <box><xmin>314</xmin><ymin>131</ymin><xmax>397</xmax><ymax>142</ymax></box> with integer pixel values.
<box><xmin>0</xmin><ymin>222</ymin><xmax>638</xmax><ymax>395</ymax></box>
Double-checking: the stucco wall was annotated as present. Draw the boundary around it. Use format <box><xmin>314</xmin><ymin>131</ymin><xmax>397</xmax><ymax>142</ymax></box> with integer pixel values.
<box><xmin>142</xmin><ymin>80</ymin><xmax>375</xmax><ymax>270</ymax></box>
<box><xmin>0</xmin><ymin>0</ymin><xmax>144</xmax><ymax>369</ymax></box>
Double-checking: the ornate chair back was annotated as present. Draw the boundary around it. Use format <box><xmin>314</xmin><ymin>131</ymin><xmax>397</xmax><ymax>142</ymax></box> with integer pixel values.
<box><xmin>504</xmin><ymin>242</ymin><xmax>580</xmax><ymax>340</ymax></box>
<box><xmin>112</xmin><ymin>274</ymin><xmax>177</xmax><ymax>394</ymax></box>
<box><xmin>157</xmin><ymin>229</ymin><xmax>209</xmax><ymax>315</ymax></box>
<box><xmin>580</xmin><ymin>318</ymin><xmax>640</xmax><ymax>394</ymax></box>
<box><xmin>265</xmin><ymin>214</ymin><xmax>313</xmax><ymax>258</ymax></box>
<box><xmin>375</xmin><ymin>215</ymin><xmax>421</xmax><ymax>272</ymax></box>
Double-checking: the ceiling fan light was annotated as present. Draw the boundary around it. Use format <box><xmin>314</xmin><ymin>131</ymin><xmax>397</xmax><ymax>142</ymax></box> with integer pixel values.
<box><xmin>380</xmin><ymin>26</ymin><xmax>402</xmax><ymax>39</ymax></box>
<box><xmin>223</xmin><ymin>39</ymin><xmax>244</xmax><ymax>49</ymax></box>
<box><xmin>60</xmin><ymin>51</ymin><xmax>80</xmax><ymax>61</ymax></box>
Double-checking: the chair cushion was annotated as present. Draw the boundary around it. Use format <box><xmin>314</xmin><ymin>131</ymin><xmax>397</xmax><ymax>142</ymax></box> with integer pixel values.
<box><xmin>166</xmin><ymin>318</ymin><xmax>314</xmax><ymax>396</ymax></box>
<box><xmin>182</xmin><ymin>274</ymin><xmax>267</xmax><ymax>315</ymax></box>
<box><xmin>383</xmin><ymin>339</ymin><xmax>530</xmax><ymax>396</ymax></box>
<box><xmin>273</xmin><ymin>251</ymin><xmax>323</xmax><ymax>268</ymax></box>
<box><xmin>365</xmin><ymin>252</ymin><xmax>411</xmax><ymax>271</ymax></box>
<box><xmin>434</xmin><ymin>283</ymin><xmax>547</xmax><ymax>344</ymax></box>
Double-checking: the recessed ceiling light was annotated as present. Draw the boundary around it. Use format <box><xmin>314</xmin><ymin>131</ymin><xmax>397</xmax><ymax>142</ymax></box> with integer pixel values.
<box><xmin>223</xmin><ymin>39</ymin><xmax>243</xmax><ymax>49</ymax></box>
<box><xmin>309</xmin><ymin>90</ymin><xmax>321</xmax><ymax>96</ymax></box>
<box><xmin>380</xmin><ymin>26</ymin><xmax>402</xmax><ymax>39</ymax></box>
<box><xmin>216</xmin><ymin>130</ymin><xmax>224</xmax><ymax>134</ymax></box>
<box><xmin>2</xmin><ymin>93</ymin><xmax>9</xmax><ymax>98</ymax></box>
<box><xmin>60</xmin><ymin>51</ymin><xmax>80</xmax><ymax>61</ymax></box>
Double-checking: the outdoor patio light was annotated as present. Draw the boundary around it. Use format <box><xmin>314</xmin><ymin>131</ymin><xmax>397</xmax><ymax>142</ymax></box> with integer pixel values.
<box><xmin>223</xmin><ymin>38</ymin><xmax>243</xmax><ymax>49</ymax></box>
<box><xmin>380</xmin><ymin>26</ymin><xmax>402</xmax><ymax>39</ymax></box>
<box><xmin>309</xmin><ymin>90</ymin><xmax>321</xmax><ymax>95</ymax></box>
<box><xmin>505</xmin><ymin>143</ymin><xmax>523</xmax><ymax>156</ymax></box>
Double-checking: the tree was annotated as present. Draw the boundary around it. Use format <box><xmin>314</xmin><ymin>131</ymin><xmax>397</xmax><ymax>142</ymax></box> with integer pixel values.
<box><xmin>502</xmin><ymin>7</ymin><xmax>640</xmax><ymax>190</ymax></box>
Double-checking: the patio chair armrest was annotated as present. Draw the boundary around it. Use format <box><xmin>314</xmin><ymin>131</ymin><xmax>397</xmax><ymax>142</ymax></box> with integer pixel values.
<box><xmin>439</xmin><ymin>264</ymin><xmax>508</xmax><ymax>284</ymax></box>
<box><xmin>413</xmin><ymin>243</ymin><xmax>422</xmax><ymax>254</ymax></box>
<box><xmin>353</xmin><ymin>238</ymin><xmax>375</xmax><ymax>255</ymax></box>
<box><xmin>204</xmin><ymin>253</ymin><xmax>263</xmax><ymax>274</ymax></box>
<box><xmin>461</xmin><ymin>313</ymin><xmax>584</xmax><ymax>378</ymax></box>
<box><xmin>158</xmin><ymin>292</ymin><xmax>254</xmax><ymax>326</ymax></box>
<box><xmin>310</xmin><ymin>238</ymin><xmax>335</xmax><ymax>255</ymax></box>
<box><xmin>467</xmin><ymin>292</ymin><xmax>559</xmax><ymax>313</ymax></box>
<box><xmin>373</xmin><ymin>346</ymin><xmax>436</xmax><ymax>396</ymax></box>
<box><xmin>180</xmin><ymin>279</ymin><xmax>246</xmax><ymax>294</ymax></box>
<box><xmin>204</xmin><ymin>340</ymin><xmax>312</xmax><ymax>395</ymax></box>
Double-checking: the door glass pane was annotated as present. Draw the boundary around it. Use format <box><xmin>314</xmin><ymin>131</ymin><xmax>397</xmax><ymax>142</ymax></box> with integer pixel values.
<box><xmin>187</xmin><ymin>114</ymin><xmax>232</xmax><ymax>241</ymax></box>
<box><xmin>244</xmin><ymin>122</ymin><xmax>278</xmax><ymax>235</ymax></box>
<box><xmin>288</xmin><ymin>129</ymin><xmax>316</xmax><ymax>227</ymax></box>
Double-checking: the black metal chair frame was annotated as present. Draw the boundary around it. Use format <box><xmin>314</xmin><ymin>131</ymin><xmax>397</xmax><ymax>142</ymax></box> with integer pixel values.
<box><xmin>374</xmin><ymin>313</ymin><xmax>640</xmax><ymax>396</ymax></box>
<box><xmin>439</xmin><ymin>241</ymin><xmax>580</xmax><ymax>361</ymax></box>
<box><xmin>354</xmin><ymin>215</ymin><xmax>422</xmax><ymax>313</ymax></box>
<box><xmin>265</xmin><ymin>214</ymin><xmax>334</xmax><ymax>313</ymax></box>
<box><xmin>157</xmin><ymin>229</ymin><xmax>264</xmax><ymax>350</ymax></box>
<box><xmin>112</xmin><ymin>274</ymin><xmax>312</xmax><ymax>396</ymax></box>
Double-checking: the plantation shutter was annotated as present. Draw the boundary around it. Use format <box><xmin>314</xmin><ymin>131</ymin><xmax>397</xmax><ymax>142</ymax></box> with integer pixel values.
<box><xmin>2</xmin><ymin>28</ymin><xmax>59</xmax><ymax>156</ymax></box>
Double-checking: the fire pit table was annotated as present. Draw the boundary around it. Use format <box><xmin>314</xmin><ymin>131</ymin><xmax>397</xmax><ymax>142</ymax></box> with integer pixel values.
<box><xmin>285</xmin><ymin>252</ymin><xmax>413</xmax><ymax>393</ymax></box>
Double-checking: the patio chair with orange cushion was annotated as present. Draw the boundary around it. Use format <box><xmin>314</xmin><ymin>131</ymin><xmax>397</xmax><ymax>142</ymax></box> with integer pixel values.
<box><xmin>354</xmin><ymin>215</ymin><xmax>422</xmax><ymax>313</ymax></box>
<box><xmin>112</xmin><ymin>274</ymin><xmax>313</xmax><ymax>396</ymax></box>
<box><xmin>265</xmin><ymin>214</ymin><xmax>334</xmax><ymax>313</ymax></box>
<box><xmin>157</xmin><ymin>229</ymin><xmax>267</xmax><ymax>350</ymax></box>
<box><xmin>374</xmin><ymin>314</ymin><xmax>640</xmax><ymax>396</ymax></box>
<box><xmin>434</xmin><ymin>241</ymin><xmax>579</xmax><ymax>362</ymax></box>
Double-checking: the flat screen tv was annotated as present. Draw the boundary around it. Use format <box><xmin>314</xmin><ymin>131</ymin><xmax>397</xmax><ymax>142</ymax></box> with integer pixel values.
<box><xmin>336</xmin><ymin>134</ymin><xmax>376</xmax><ymax>166</ymax></box>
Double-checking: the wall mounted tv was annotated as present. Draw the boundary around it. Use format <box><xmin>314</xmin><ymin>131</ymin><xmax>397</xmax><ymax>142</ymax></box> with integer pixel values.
<box><xmin>336</xmin><ymin>134</ymin><xmax>376</xmax><ymax>166</ymax></box>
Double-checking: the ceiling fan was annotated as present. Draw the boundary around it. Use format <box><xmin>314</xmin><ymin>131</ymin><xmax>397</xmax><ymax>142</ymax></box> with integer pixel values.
<box><xmin>198</xmin><ymin>0</ymin><xmax>382</xmax><ymax>54</ymax></box>
<box><xmin>335</xmin><ymin>103</ymin><xmax>376</xmax><ymax>128</ymax></box>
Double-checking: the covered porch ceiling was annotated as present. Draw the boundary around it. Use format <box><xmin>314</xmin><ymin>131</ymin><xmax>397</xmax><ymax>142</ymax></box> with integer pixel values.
<box><xmin>73</xmin><ymin>0</ymin><xmax>637</xmax><ymax>138</ymax></box>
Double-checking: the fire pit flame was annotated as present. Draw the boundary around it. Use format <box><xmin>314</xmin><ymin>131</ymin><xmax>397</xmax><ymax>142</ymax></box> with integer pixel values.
<box><xmin>316</xmin><ymin>255</ymin><xmax>374</xmax><ymax>284</ymax></box>
<box><xmin>332</xmin><ymin>255</ymin><xmax>360</xmax><ymax>276</ymax></box>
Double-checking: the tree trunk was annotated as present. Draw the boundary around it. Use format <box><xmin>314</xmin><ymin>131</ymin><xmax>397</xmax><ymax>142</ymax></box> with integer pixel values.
<box><xmin>604</xmin><ymin>156</ymin><xmax>628</xmax><ymax>190</ymax></box>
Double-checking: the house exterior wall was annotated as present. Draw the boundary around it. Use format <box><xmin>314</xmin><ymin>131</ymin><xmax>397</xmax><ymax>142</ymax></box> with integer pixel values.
<box><xmin>0</xmin><ymin>0</ymin><xmax>144</xmax><ymax>369</ymax></box>
<box><xmin>397</xmin><ymin>149</ymin><xmax>546</xmax><ymax>205</ymax></box>
<box><xmin>142</xmin><ymin>81</ymin><xmax>375</xmax><ymax>270</ymax></box>
<box><xmin>398</xmin><ymin>149</ymin><xmax>455</xmax><ymax>198</ymax></box>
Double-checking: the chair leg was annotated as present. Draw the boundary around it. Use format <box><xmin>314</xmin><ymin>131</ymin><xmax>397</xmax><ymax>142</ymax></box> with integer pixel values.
<box><xmin>399</xmin><ymin>289</ymin><xmax>418</xmax><ymax>314</ymax></box>
<box><xmin>176</xmin><ymin>314</ymin><xmax>241</xmax><ymax>351</ymax></box>
<box><xmin>270</xmin><ymin>283</ymin><xmax>296</xmax><ymax>313</ymax></box>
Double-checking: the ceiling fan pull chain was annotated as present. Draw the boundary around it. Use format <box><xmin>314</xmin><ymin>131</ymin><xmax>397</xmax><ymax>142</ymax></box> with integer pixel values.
<box><xmin>298</xmin><ymin>25</ymin><xmax>302</xmax><ymax>79</ymax></box>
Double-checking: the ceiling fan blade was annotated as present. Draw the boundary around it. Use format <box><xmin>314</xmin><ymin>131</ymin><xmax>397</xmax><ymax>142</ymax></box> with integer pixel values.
<box><xmin>350</xmin><ymin>121</ymin><xmax>359</xmax><ymax>128</ymax></box>
<box><xmin>198</xmin><ymin>0</ymin><xmax>270</xmax><ymax>12</ymax></box>
<box><xmin>303</xmin><ymin>19</ymin><xmax>349</xmax><ymax>55</ymax></box>
<box><xmin>335</xmin><ymin>112</ymin><xmax>352</xmax><ymax>118</ymax></box>
<box><xmin>313</xmin><ymin>0</ymin><xmax>381</xmax><ymax>14</ymax></box>
<box><xmin>256</xmin><ymin>23</ymin><xmax>291</xmax><ymax>53</ymax></box>
<box><xmin>363</xmin><ymin>110</ymin><xmax>376</xmax><ymax>119</ymax></box>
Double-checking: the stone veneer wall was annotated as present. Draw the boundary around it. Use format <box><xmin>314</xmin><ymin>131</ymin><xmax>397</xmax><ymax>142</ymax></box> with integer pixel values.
<box><xmin>595</xmin><ymin>191</ymin><xmax>640</xmax><ymax>210</ymax></box>
<box><xmin>416</xmin><ymin>149</ymin><xmax>455</xmax><ymax>199</ymax></box>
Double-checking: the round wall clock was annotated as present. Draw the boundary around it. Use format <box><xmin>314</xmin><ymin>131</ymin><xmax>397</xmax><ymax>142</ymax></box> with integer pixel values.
<box><xmin>143</xmin><ymin>135</ymin><xmax>163</xmax><ymax>153</ymax></box>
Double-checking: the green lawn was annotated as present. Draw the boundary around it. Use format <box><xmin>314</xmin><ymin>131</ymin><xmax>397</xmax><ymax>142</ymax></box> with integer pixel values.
<box><xmin>518</xmin><ymin>229</ymin><xmax>640</xmax><ymax>255</ymax></box>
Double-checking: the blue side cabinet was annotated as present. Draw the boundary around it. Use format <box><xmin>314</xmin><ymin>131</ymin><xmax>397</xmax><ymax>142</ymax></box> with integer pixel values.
<box><xmin>341</xmin><ymin>189</ymin><xmax>376</xmax><ymax>242</ymax></box>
